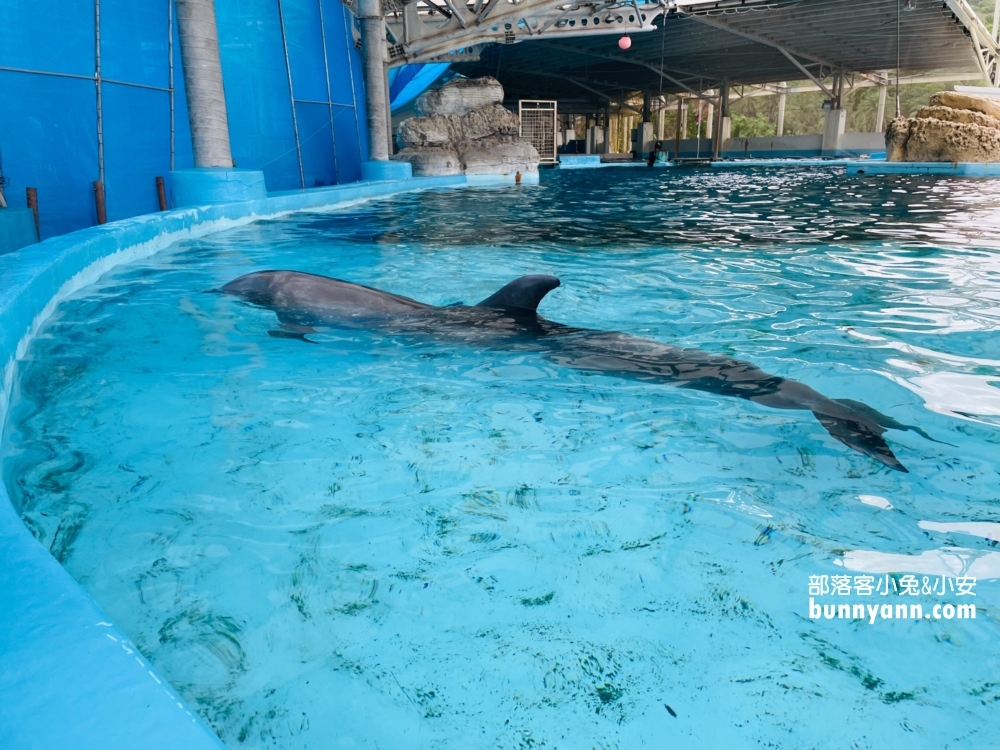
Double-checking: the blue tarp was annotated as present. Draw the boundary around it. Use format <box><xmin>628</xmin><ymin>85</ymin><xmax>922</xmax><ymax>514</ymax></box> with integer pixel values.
<box><xmin>388</xmin><ymin>64</ymin><xmax>450</xmax><ymax>112</ymax></box>
<box><xmin>0</xmin><ymin>0</ymin><xmax>368</xmax><ymax>238</ymax></box>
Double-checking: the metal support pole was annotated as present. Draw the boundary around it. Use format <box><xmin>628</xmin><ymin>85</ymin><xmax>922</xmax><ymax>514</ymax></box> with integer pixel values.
<box><xmin>716</xmin><ymin>80</ymin><xmax>730</xmax><ymax>159</ymax></box>
<box><xmin>603</xmin><ymin>104</ymin><xmax>610</xmax><ymax>155</ymax></box>
<box><xmin>358</xmin><ymin>0</ymin><xmax>389</xmax><ymax>161</ymax></box>
<box><xmin>156</xmin><ymin>176</ymin><xmax>168</xmax><ymax>210</ymax></box>
<box><xmin>994</xmin><ymin>0</ymin><xmax>999</xmax><ymax>43</ymax></box>
<box><xmin>776</xmin><ymin>82</ymin><xmax>786</xmax><ymax>136</ymax></box>
<box><xmin>168</xmin><ymin>0</ymin><xmax>175</xmax><ymax>171</ymax></box>
<box><xmin>713</xmin><ymin>81</ymin><xmax>729</xmax><ymax>160</ymax></box>
<box><xmin>26</xmin><ymin>188</ymin><xmax>39</xmax><ymax>236</ymax></box>
<box><xmin>93</xmin><ymin>181</ymin><xmax>107</xmax><ymax>224</ymax></box>
<box><xmin>175</xmin><ymin>0</ymin><xmax>233</xmax><ymax>167</ymax></box>
<box><xmin>95</xmin><ymin>0</ymin><xmax>105</xmax><ymax>185</ymax></box>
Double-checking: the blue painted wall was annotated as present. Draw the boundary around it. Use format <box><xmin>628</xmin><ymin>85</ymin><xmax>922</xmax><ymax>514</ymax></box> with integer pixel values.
<box><xmin>0</xmin><ymin>0</ymin><xmax>367</xmax><ymax>240</ymax></box>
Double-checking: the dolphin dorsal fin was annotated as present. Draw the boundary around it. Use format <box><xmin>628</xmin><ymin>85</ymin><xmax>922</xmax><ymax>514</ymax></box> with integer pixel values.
<box><xmin>476</xmin><ymin>275</ymin><xmax>561</xmax><ymax>312</ymax></box>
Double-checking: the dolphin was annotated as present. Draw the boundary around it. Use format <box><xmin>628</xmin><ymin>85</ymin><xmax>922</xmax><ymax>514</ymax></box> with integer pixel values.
<box><xmin>221</xmin><ymin>270</ymin><xmax>933</xmax><ymax>472</ymax></box>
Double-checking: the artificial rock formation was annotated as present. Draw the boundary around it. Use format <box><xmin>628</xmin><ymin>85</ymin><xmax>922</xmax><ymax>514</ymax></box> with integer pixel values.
<box><xmin>886</xmin><ymin>91</ymin><xmax>1000</xmax><ymax>162</ymax></box>
<box><xmin>392</xmin><ymin>77</ymin><xmax>539</xmax><ymax>177</ymax></box>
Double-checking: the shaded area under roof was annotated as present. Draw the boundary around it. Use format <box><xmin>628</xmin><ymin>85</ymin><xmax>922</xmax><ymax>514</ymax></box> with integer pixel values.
<box><xmin>453</xmin><ymin>0</ymin><xmax>983</xmax><ymax>111</ymax></box>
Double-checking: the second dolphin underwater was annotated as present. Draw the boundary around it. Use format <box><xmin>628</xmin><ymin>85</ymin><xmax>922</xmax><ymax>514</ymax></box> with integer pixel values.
<box><xmin>222</xmin><ymin>271</ymin><xmax>945</xmax><ymax>472</ymax></box>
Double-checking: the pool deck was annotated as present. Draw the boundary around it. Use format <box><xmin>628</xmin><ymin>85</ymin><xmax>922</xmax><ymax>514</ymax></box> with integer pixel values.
<box><xmin>713</xmin><ymin>158</ymin><xmax>1000</xmax><ymax>176</ymax></box>
<box><xmin>0</xmin><ymin>174</ymin><xmax>466</xmax><ymax>750</ymax></box>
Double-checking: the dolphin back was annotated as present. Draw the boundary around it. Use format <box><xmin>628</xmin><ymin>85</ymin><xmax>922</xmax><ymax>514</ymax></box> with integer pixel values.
<box><xmin>476</xmin><ymin>275</ymin><xmax>561</xmax><ymax>313</ymax></box>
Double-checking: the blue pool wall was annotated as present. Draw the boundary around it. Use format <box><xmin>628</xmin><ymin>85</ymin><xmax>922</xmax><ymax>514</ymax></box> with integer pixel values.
<box><xmin>0</xmin><ymin>174</ymin><xmax>464</xmax><ymax>749</ymax></box>
<box><xmin>0</xmin><ymin>0</ymin><xmax>368</xmax><ymax>242</ymax></box>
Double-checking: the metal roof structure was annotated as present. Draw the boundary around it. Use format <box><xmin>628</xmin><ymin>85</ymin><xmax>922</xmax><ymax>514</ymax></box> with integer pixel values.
<box><xmin>365</xmin><ymin>0</ymin><xmax>998</xmax><ymax>112</ymax></box>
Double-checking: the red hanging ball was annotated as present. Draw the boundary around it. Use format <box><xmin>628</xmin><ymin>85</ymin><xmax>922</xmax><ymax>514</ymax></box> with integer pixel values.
<box><xmin>618</xmin><ymin>35</ymin><xmax>631</xmax><ymax>50</ymax></box>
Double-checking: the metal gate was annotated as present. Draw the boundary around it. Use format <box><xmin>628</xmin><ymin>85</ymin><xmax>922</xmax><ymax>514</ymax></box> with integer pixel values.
<box><xmin>518</xmin><ymin>100</ymin><xmax>558</xmax><ymax>164</ymax></box>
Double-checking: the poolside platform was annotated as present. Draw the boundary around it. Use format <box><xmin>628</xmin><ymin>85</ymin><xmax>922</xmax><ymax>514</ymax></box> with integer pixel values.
<box><xmin>558</xmin><ymin>154</ymin><xmax>673</xmax><ymax>169</ymax></box>
<box><xmin>845</xmin><ymin>161</ymin><xmax>1000</xmax><ymax>177</ymax></box>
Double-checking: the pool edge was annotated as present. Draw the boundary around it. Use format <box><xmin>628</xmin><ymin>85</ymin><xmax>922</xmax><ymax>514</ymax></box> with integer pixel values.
<box><xmin>0</xmin><ymin>175</ymin><xmax>467</xmax><ymax>749</ymax></box>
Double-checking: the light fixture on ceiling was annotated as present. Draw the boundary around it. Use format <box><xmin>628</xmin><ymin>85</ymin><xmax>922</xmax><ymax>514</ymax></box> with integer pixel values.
<box><xmin>904</xmin><ymin>0</ymin><xmax>916</xmax><ymax>10</ymax></box>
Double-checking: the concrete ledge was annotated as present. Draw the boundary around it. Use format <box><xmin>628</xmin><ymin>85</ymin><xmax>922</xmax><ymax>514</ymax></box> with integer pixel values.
<box><xmin>846</xmin><ymin>161</ymin><xmax>1000</xmax><ymax>177</ymax></box>
<box><xmin>558</xmin><ymin>154</ymin><xmax>602</xmax><ymax>169</ymax></box>
<box><xmin>0</xmin><ymin>174</ymin><xmax>466</xmax><ymax>750</ymax></box>
<box><xmin>0</xmin><ymin>208</ymin><xmax>39</xmax><ymax>256</ymax></box>
<box><xmin>168</xmin><ymin>168</ymin><xmax>268</xmax><ymax>208</ymax></box>
<box><xmin>362</xmin><ymin>160</ymin><xmax>413</xmax><ymax>182</ymax></box>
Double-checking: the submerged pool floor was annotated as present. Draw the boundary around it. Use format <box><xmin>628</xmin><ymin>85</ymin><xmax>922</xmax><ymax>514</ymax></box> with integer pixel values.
<box><xmin>4</xmin><ymin>168</ymin><xmax>1000</xmax><ymax>748</ymax></box>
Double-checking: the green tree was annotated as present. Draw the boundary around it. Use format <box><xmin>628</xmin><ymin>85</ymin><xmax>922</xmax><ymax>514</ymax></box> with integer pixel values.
<box><xmin>730</xmin><ymin>114</ymin><xmax>777</xmax><ymax>138</ymax></box>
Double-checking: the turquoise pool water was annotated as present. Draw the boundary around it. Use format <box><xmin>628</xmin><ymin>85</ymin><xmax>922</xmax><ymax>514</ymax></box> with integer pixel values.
<box><xmin>4</xmin><ymin>167</ymin><xmax>1000</xmax><ymax>748</ymax></box>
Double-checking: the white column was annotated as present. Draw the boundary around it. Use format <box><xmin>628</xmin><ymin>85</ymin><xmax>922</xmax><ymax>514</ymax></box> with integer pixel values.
<box><xmin>875</xmin><ymin>76</ymin><xmax>888</xmax><ymax>132</ymax></box>
<box><xmin>358</xmin><ymin>0</ymin><xmax>389</xmax><ymax>161</ymax></box>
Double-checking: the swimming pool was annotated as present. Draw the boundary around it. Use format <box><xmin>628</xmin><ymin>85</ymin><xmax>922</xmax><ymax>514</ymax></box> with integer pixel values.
<box><xmin>3</xmin><ymin>167</ymin><xmax>999</xmax><ymax>748</ymax></box>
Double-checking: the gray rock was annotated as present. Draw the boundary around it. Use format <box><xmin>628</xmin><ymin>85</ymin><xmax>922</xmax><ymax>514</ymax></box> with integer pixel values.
<box><xmin>392</xmin><ymin>148</ymin><xmax>462</xmax><ymax>176</ymax></box>
<box><xmin>929</xmin><ymin>91</ymin><xmax>1000</xmax><ymax>122</ymax></box>
<box><xmin>397</xmin><ymin>114</ymin><xmax>461</xmax><ymax>149</ymax></box>
<box><xmin>887</xmin><ymin>90</ymin><xmax>1000</xmax><ymax>163</ymax></box>
<box><xmin>885</xmin><ymin>117</ymin><xmax>910</xmax><ymax>162</ymax></box>
<box><xmin>396</xmin><ymin>77</ymin><xmax>539</xmax><ymax>176</ymax></box>
<box><xmin>459</xmin><ymin>138</ymin><xmax>539</xmax><ymax>175</ymax></box>
<box><xmin>903</xmin><ymin>118</ymin><xmax>1000</xmax><ymax>162</ymax></box>
<box><xmin>415</xmin><ymin>77</ymin><xmax>504</xmax><ymax>117</ymax></box>
<box><xmin>461</xmin><ymin>103</ymin><xmax>521</xmax><ymax>142</ymax></box>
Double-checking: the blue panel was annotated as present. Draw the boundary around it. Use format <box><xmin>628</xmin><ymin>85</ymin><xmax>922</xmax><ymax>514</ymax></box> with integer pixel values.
<box><xmin>0</xmin><ymin>0</ymin><xmax>363</xmax><ymax>238</ymax></box>
<box><xmin>283</xmin><ymin>0</ymin><xmax>328</xmax><ymax>102</ymax></box>
<box><xmin>0</xmin><ymin>71</ymin><xmax>98</xmax><ymax>238</ymax></box>
<box><xmin>333</xmin><ymin>104</ymin><xmax>363</xmax><ymax>183</ymax></box>
<box><xmin>324</xmin><ymin>1</ymin><xmax>359</xmax><ymax>107</ymax></box>
<box><xmin>216</xmin><ymin>0</ymin><xmax>300</xmax><ymax>191</ymax></box>
<box><xmin>295</xmin><ymin>102</ymin><xmax>338</xmax><ymax>186</ymax></box>
<box><xmin>0</xmin><ymin>0</ymin><xmax>93</xmax><ymax>76</ymax></box>
<box><xmin>102</xmin><ymin>83</ymin><xmax>171</xmax><ymax>221</ymax></box>
<box><xmin>0</xmin><ymin>208</ymin><xmax>39</xmax><ymax>255</ymax></box>
<box><xmin>100</xmin><ymin>0</ymin><xmax>170</xmax><ymax>88</ymax></box>
<box><xmin>324</xmin><ymin>0</ymin><xmax>367</xmax><ymax>175</ymax></box>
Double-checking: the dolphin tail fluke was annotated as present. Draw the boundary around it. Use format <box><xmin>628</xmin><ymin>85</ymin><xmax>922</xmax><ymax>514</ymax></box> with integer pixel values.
<box><xmin>811</xmin><ymin>410</ymin><xmax>908</xmax><ymax>472</ymax></box>
<box><xmin>833</xmin><ymin>398</ymin><xmax>955</xmax><ymax>447</ymax></box>
<box><xmin>476</xmin><ymin>275</ymin><xmax>561</xmax><ymax>312</ymax></box>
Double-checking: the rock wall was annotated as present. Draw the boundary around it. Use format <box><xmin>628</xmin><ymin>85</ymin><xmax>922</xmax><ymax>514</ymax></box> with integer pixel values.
<box><xmin>887</xmin><ymin>91</ymin><xmax>1000</xmax><ymax>163</ymax></box>
<box><xmin>392</xmin><ymin>77</ymin><xmax>539</xmax><ymax>177</ymax></box>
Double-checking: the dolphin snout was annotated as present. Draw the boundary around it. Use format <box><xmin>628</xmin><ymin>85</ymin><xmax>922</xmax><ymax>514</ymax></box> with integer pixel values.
<box><xmin>221</xmin><ymin>272</ymin><xmax>274</xmax><ymax>298</ymax></box>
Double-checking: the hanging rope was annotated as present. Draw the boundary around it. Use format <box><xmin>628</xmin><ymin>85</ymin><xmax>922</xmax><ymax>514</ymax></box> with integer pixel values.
<box><xmin>0</xmin><ymin>148</ymin><xmax>9</xmax><ymax>208</ymax></box>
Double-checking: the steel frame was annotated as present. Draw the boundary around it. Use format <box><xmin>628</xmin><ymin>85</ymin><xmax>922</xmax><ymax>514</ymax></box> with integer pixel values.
<box><xmin>339</xmin><ymin>0</ymin><xmax>1000</xmax><ymax>88</ymax></box>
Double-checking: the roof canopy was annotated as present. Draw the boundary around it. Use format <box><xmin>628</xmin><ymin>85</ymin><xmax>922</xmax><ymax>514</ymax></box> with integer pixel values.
<box><xmin>430</xmin><ymin>0</ymin><xmax>998</xmax><ymax>110</ymax></box>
